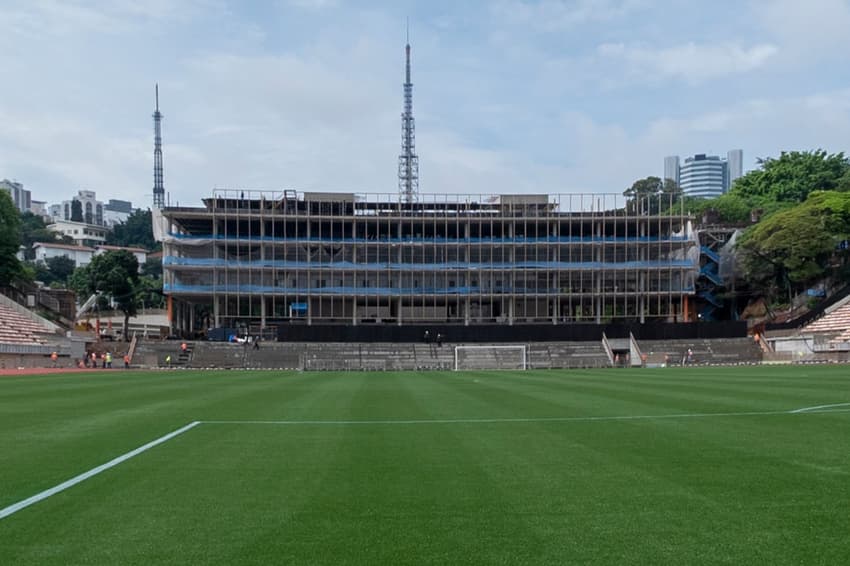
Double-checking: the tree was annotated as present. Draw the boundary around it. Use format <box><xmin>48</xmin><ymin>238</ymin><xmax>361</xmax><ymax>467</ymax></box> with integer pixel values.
<box><xmin>44</xmin><ymin>255</ymin><xmax>77</xmax><ymax>285</ymax></box>
<box><xmin>19</xmin><ymin>211</ymin><xmax>61</xmax><ymax>260</ymax></box>
<box><xmin>624</xmin><ymin>176</ymin><xmax>682</xmax><ymax>215</ymax></box>
<box><xmin>0</xmin><ymin>190</ymin><xmax>22</xmax><ymax>286</ymax></box>
<box><xmin>72</xmin><ymin>250</ymin><xmax>140</xmax><ymax>340</ymax></box>
<box><xmin>136</xmin><ymin>274</ymin><xmax>165</xmax><ymax>309</ymax></box>
<box><xmin>70</xmin><ymin>199</ymin><xmax>83</xmax><ymax>223</ymax></box>
<box><xmin>737</xmin><ymin>191</ymin><xmax>850</xmax><ymax>302</ymax></box>
<box><xmin>107</xmin><ymin>209</ymin><xmax>159</xmax><ymax>251</ymax></box>
<box><xmin>733</xmin><ymin>150</ymin><xmax>850</xmax><ymax>208</ymax></box>
<box><xmin>141</xmin><ymin>258</ymin><xmax>162</xmax><ymax>279</ymax></box>
<box><xmin>688</xmin><ymin>193</ymin><xmax>752</xmax><ymax>224</ymax></box>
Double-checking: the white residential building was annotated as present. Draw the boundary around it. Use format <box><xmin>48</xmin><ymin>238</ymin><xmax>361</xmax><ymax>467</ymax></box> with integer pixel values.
<box><xmin>47</xmin><ymin>219</ymin><xmax>108</xmax><ymax>247</ymax></box>
<box><xmin>33</xmin><ymin>242</ymin><xmax>94</xmax><ymax>267</ymax></box>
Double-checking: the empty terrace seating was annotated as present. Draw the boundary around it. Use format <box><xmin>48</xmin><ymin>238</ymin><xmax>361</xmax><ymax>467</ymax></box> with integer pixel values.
<box><xmin>803</xmin><ymin>303</ymin><xmax>850</xmax><ymax>335</ymax></box>
<box><xmin>637</xmin><ymin>338</ymin><xmax>762</xmax><ymax>365</ymax></box>
<box><xmin>528</xmin><ymin>342</ymin><xmax>611</xmax><ymax>369</ymax></box>
<box><xmin>0</xmin><ymin>304</ymin><xmax>51</xmax><ymax>345</ymax></box>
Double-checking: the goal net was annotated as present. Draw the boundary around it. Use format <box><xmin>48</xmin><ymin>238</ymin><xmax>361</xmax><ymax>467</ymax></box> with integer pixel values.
<box><xmin>454</xmin><ymin>345</ymin><xmax>527</xmax><ymax>371</ymax></box>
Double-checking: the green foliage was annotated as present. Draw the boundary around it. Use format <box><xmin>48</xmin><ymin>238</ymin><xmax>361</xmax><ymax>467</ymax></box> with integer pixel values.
<box><xmin>623</xmin><ymin>176</ymin><xmax>681</xmax><ymax>214</ymax></box>
<box><xmin>699</xmin><ymin>193</ymin><xmax>752</xmax><ymax>224</ymax></box>
<box><xmin>44</xmin><ymin>255</ymin><xmax>77</xmax><ymax>285</ymax></box>
<box><xmin>141</xmin><ymin>258</ymin><xmax>162</xmax><ymax>279</ymax></box>
<box><xmin>19</xmin><ymin>212</ymin><xmax>62</xmax><ymax>260</ymax></box>
<box><xmin>136</xmin><ymin>274</ymin><xmax>164</xmax><ymax>309</ymax></box>
<box><xmin>737</xmin><ymin>190</ymin><xmax>850</xmax><ymax>298</ymax></box>
<box><xmin>70</xmin><ymin>199</ymin><xmax>83</xmax><ymax>223</ymax></box>
<box><xmin>72</xmin><ymin>250</ymin><xmax>140</xmax><ymax>340</ymax></box>
<box><xmin>0</xmin><ymin>190</ymin><xmax>22</xmax><ymax>286</ymax></box>
<box><xmin>733</xmin><ymin>150</ymin><xmax>850</xmax><ymax>206</ymax></box>
<box><xmin>67</xmin><ymin>266</ymin><xmax>91</xmax><ymax>299</ymax></box>
<box><xmin>106</xmin><ymin>209</ymin><xmax>158</xmax><ymax>251</ymax></box>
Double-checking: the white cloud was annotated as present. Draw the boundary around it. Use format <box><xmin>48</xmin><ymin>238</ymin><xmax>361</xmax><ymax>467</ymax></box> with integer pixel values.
<box><xmin>597</xmin><ymin>41</ymin><xmax>779</xmax><ymax>84</ymax></box>
<box><xmin>0</xmin><ymin>0</ymin><xmax>222</xmax><ymax>39</ymax></box>
<box><xmin>757</xmin><ymin>0</ymin><xmax>850</xmax><ymax>58</ymax></box>
<box><xmin>491</xmin><ymin>0</ymin><xmax>645</xmax><ymax>31</ymax></box>
<box><xmin>285</xmin><ymin>0</ymin><xmax>338</xmax><ymax>9</ymax></box>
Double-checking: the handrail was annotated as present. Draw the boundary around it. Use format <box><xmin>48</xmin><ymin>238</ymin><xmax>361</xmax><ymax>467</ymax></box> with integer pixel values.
<box><xmin>629</xmin><ymin>332</ymin><xmax>643</xmax><ymax>366</ymax></box>
<box><xmin>127</xmin><ymin>332</ymin><xmax>138</xmax><ymax>362</ymax></box>
<box><xmin>601</xmin><ymin>333</ymin><xmax>614</xmax><ymax>365</ymax></box>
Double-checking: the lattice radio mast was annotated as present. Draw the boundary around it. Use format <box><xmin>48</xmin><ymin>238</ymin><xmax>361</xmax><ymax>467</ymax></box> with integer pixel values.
<box><xmin>398</xmin><ymin>23</ymin><xmax>419</xmax><ymax>204</ymax></box>
<box><xmin>152</xmin><ymin>84</ymin><xmax>165</xmax><ymax>208</ymax></box>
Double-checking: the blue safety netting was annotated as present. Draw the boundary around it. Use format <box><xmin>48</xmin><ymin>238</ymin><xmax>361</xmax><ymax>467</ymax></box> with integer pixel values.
<box><xmin>163</xmin><ymin>257</ymin><xmax>696</xmax><ymax>270</ymax></box>
<box><xmin>164</xmin><ymin>284</ymin><xmax>697</xmax><ymax>296</ymax></box>
<box><xmin>167</xmin><ymin>232</ymin><xmax>690</xmax><ymax>244</ymax></box>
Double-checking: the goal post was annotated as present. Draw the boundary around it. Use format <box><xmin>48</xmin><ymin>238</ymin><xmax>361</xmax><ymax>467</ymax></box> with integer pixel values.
<box><xmin>454</xmin><ymin>344</ymin><xmax>527</xmax><ymax>371</ymax></box>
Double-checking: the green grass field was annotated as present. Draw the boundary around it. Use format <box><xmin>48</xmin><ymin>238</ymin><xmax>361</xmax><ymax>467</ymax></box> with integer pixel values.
<box><xmin>1</xmin><ymin>366</ymin><xmax>849</xmax><ymax>565</ymax></box>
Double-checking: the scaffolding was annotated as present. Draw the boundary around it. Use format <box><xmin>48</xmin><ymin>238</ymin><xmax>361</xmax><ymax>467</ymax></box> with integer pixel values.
<box><xmin>160</xmin><ymin>191</ymin><xmax>698</xmax><ymax>336</ymax></box>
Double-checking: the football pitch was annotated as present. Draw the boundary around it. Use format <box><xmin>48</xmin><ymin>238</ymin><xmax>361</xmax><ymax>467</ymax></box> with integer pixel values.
<box><xmin>1</xmin><ymin>366</ymin><xmax>849</xmax><ymax>565</ymax></box>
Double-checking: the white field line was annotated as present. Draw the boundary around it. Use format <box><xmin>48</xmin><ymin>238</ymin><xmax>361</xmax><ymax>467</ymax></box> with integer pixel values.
<box><xmin>789</xmin><ymin>402</ymin><xmax>850</xmax><ymax>414</ymax></box>
<box><xmin>201</xmin><ymin>407</ymin><xmax>850</xmax><ymax>426</ymax></box>
<box><xmin>4</xmin><ymin>404</ymin><xmax>849</xmax><ymax>520</ymax></box>
<box><xmin>0</xmin><ymin>421</ymin><xmax>200</xmax><ymax>521</ymax></box>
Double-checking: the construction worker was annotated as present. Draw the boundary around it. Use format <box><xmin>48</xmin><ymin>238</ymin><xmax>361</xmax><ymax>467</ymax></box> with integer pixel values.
<box><xmin>165</xmin><ymin>354</ymin><xmax>172</xmax><ymax>367</ymax></box>
<box><xmin>105</xmin><ymin>352</ymin><xmax>113</xmax><ymax>369</ymax></box>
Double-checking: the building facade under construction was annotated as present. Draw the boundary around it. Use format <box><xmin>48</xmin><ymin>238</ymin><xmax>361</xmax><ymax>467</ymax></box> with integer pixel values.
<box><xmin>156</xmin><ymin>191</ymin><xmax>698</xmax><ymax>338</ymax></box>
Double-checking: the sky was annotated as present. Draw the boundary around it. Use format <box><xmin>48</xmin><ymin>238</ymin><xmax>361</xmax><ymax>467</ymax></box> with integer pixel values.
<box><xmin>1</xmin><ymin>0</ymin><xmax>850</xmax><ymax>208</ymax></box>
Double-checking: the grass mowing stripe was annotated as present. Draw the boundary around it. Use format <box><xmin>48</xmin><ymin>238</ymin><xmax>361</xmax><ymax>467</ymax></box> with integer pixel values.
<box><xmin>0</xmin><ymin>421</ymin><xmax>200</xmax><ymax>521</ymax></box>
<box><xmin>200</xmin><ymin>407</ymin><xmax>850</xmax><ymax>425</ymax></box>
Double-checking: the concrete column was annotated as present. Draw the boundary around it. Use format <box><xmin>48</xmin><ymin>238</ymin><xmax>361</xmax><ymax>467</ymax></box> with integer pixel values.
<box><xmin>213</xmin><ymin>296</ymin><xmax>220</xmax><ymax>328</ymax></box>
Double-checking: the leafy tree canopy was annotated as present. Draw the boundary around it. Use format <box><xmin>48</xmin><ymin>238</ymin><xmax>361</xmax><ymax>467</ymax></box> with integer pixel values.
<box><xmin>0</xmin><ymin>190</ymin><xmax>22</xmax><ymax>286</ymax></box>
<box><xmin>71</xmin><ymin>250</ymin><xmax>140</xmax><ymax>340</ymax></box>
<box><xmin>19</xmin><ymin>211</ymin><xmax>63</xmax><ymax>260</ymax></box>
<box><xmin>736</xmin><ymin>190</ymin><xmax>850</xmax><ymax>300</ymax></box>
<box><xmin>623</xmin><ymin>176</ymin><xmax>681</xmax><ymax>214</ymax></box>
<box><xmin>44</xmin><ymin>255</ymin><xmax>77</xmax><ymax>284</ymax></box>
<box><xmin>106</xmin><ymin>209</ymin><xmax>158</xmax><ymax>251</ymax></box>
<box><xmin>733</xmin><ymin>150</ymin><xmax>850</xmax><ymax>205</ymax></box>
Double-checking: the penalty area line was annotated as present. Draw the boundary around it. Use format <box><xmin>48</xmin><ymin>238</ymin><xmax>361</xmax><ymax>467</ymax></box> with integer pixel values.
<box><xmin>200</xmin><ymin>407</ymin><xmax>850</xmax><ymax>426</ymax></box>
<box><xmin>0</xmin><ymin>421</ymin><xmax>201</xmax><ymax>521</ymax></box>
<box><xmin>789</xmin><ymin>402</ymin><xmax>850</xmax><ymax>414</ymax></box>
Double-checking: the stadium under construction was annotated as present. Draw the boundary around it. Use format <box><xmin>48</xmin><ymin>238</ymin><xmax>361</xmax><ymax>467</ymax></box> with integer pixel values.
<box><xmin>153</xmin><ymin>190</ymin><xmax>721</xmax><ymax>341</ymax></box>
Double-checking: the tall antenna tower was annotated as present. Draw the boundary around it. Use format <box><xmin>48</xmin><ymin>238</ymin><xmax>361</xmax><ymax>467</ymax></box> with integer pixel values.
<box><xmin>398</xmin><ymin>23</ymin><xmax>419</xmax><ymax>204</ymax></box>
<box><xmin>152</xmin><ymin>83</ymin><xmax>165</xmax><ymax>208</ymax></box>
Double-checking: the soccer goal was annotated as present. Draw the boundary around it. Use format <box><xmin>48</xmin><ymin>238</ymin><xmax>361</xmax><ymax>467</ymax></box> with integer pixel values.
<box><xmin>454</xmin><ymin>345</ymin><xmax>527</xmax><ymax>371</ymax></box>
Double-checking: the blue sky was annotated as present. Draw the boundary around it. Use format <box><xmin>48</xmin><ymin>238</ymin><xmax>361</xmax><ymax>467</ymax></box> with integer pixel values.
<box><xmin>1</xmin><ymin>0</ymin><xmax>849</xmax><ymax>207</ymax></box>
